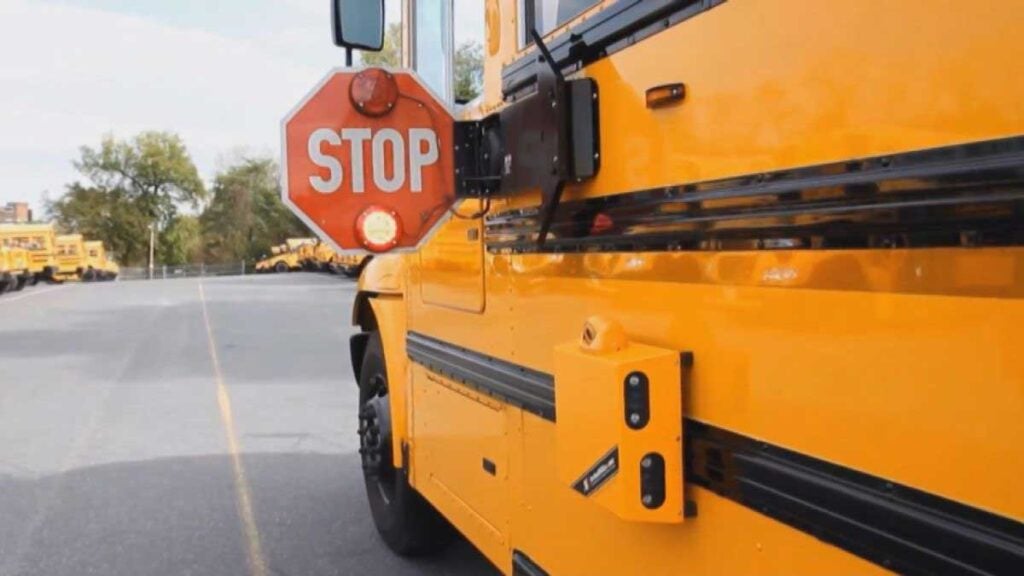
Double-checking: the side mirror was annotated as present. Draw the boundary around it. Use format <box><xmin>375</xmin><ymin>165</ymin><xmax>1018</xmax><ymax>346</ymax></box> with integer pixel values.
<box><xmin>332</xmin><ymin>0</ymin><xmax>385</xmax><ymax>52</ymax></box>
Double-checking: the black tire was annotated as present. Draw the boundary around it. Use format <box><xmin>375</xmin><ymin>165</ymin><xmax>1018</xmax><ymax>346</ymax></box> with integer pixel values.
<box><xmin>14</xmin><ymin>276</ymin><xmax>27</xmax><ymax>291</ymax></box>
<box><xmin>342</xmin><ymin>266</ymin><xmax>360</xmax><ymax>279</ymax></box>
<box><xmin>358</xmin><ymin>332</ymin><xmax>453</xmax><ymax>556</ymax></box>
<box><xmin>274</xmin><ymin>261</ymin><xmax>288</xmax><ymax>274</ymax></box>
<box><xmin>27</xmin><ymin>275</ymin><xmax>38</xmax><ymax>287</ymax></box>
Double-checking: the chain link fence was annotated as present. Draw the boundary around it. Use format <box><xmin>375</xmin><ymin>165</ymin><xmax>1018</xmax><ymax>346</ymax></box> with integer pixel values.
<box><xmin>118</xmin><ymin>262</ymin><xmax>248</xmax><ymax>281</ymax></box>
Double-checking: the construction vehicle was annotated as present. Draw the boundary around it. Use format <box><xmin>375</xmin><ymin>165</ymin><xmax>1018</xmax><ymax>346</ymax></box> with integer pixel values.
<box><xmin>83</xmin><ymin>241</ymin><xmax>119</xmax><ymax>281</ymax></box>
<box><xmin>0</xmin><ymin>244</ymin><xmax>30</xmax><ymax>294</ymax></box>
<box><xmin>53</xmin><ymin>234</ymin><xmax>86</xmax><ymax>281</ymax></box>
<box><xmin>0</xmin><ymin>223</ymin><xmax>58</xmax><ymax>284</ymax></box>
<box><xmin>333</xmin><ymin>1</ymin><xmax>1024</xmax><ymax>574</ymax></box>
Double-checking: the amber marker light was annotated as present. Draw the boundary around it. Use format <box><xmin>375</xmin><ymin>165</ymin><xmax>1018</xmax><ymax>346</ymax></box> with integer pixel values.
<box><xmin>645</xmin><ymin>83</ymin><xmax>686</xmax><ymax>109</ymax></box>
<box><xmin>356</xmin><ymin>206</ymin><xmax>401</xmax><ymax>252</ymax></box>
<box><xmin>349</xmin><ymin>68</ymin><xmax>399</xmax><ymax>117</ymax></box>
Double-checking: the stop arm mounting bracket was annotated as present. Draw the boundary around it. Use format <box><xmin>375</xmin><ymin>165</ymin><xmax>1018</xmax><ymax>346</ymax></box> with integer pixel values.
<box><xmin>454</xmin><ymin>30</ymin><xmax>600</xmax><ymax>245</ymax></box>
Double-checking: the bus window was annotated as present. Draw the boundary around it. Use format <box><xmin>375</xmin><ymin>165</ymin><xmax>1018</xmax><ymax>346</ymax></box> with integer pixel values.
<box><xmin>453</xmin><ymin>0</ymin><xmax>484</xmax><ymax>104</ymax></box>
<box><xmin>520</xmin><ymin>0</ymin><xmax>604</xmax><ymax>46</ymax></box>
<box><xmin>413</xmin><ymin>0</ymin><xmax>453</xmax><ymax>104</ymax></box>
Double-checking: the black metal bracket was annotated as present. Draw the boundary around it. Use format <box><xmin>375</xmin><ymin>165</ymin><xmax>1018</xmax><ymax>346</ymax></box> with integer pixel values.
<box><xmin>454</xmin><ymin>29</ymin><xmax>600</xmax><ymax>245</ymax></box>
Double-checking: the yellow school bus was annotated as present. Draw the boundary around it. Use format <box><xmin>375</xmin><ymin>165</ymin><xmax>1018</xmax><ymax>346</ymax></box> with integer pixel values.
<box><xmin>83</xmin><ymin>241</ymin><xmax>119</xmax><ymax>281</ymax></box>
<box><xmin>0</xmin><ymin>244</ymin><xmax>30</xmax><ymax>294</ymax></box>
<box><xmin>333</xmin><ymin>253</ymin><xmax>371</xmax><ymax>278</ymax></box>
<box><xmin>0</xmin><ymin>223</ymin><xmax>58</xmax><ymax>284</ymax></box>
<box><xmin>255</xmin><ymin>244</ymin><xmax>302</xmax><ymax>273</ymax></box>
<box><xmin>336</xmin><ymin>1</ymin><xmax>1024</xmax><ymax>574</ymax></box>
<box><xmin>313</xmin><ymin>241</ymin><xmax>338</xmax><ymax>272</ymax></box>
<box><xmin>54</xmin><ymin>234</ymin><xmax>86</xmax><ymax>281</ymax></box>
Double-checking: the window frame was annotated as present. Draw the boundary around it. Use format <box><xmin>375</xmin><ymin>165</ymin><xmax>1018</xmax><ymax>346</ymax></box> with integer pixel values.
<box><xmin>519</xmin><ymin>0</ymin><xmax>604</xmax><ymax>48</ymax></box>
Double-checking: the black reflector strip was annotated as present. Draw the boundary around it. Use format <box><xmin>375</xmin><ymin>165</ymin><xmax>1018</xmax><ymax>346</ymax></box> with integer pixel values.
<box><xmin>686</xmin><ymin>421</ymin><xmax>1024</xmax><ymax>576</ymax></box>
<box><xmin>406</xmin><ymin>333</ymin><xmax>1024</xmax><ymax>574</ymax></box>
<box><xmin>406</xmin><ymin>331</ymin><xmax>555</xmax><ymax>421</ymax></box>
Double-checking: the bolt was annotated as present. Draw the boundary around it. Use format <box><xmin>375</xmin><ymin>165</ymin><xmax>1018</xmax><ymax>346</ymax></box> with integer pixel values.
<box><xmin>629</xmin><ymin>413</ymin><xmax>641</xmax><ymax>425</ymax></box>
<box><xmin>642</xmin><ymin>494</ymin><xmax>654</xmax><ymax>506</ymax></box>
<box><xmin>628</xmin><ymin>374</ymin><xmax>640</xmax><ymax>387</ymax></box>
<box><xmin>641</xmin><ymin>457</ymin><xmax>652</xmax><ymax>469</ymax></box>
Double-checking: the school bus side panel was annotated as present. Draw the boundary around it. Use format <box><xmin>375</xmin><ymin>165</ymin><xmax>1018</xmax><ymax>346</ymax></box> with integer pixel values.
<box><xmin>392</xmin><ymin>0</ymin><xmax>1024</xmax><ymax>573</ymax></box>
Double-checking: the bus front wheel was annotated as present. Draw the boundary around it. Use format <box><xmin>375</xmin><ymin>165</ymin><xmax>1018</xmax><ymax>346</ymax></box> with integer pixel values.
<box><xmin>357</xmin><ymin>332</ymin><xmax>453</xmax><ymax>556</ymax></box>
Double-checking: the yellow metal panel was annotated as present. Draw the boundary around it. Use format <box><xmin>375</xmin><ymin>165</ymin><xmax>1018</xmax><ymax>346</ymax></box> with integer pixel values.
<box><xmin>358</xmin><ymin>254</ymin><xmax>407</xmax><ymax>294</ymax></box>
<box><xmin>488</xmin><ymin>250</ymin><xmax>1024</xmax><ymax>522</ymax></box>
<box><xmin>498</xmin><ymin>0</ymin><xmax>1024</xmax><ymax>213</ymax></box>
<box><xmin>409</xmin><ymin>365</ymin><xmax>510</xmax><ymax>567</ymax></box>
<box><xmin>418</xmin><ymin>215</ymin><xmax>485</xmax><ymax>313</ymax></box>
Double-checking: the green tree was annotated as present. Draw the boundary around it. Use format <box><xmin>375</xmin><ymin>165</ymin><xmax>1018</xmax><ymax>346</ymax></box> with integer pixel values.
<box><xmin>75</xmin><ymin>132</ymin><xmax>206</xmax><ymax>225</ymax></box>
<box><xmin>454</xmin><ymin>41</ymin><xmax>484</xmax><ymax>103</ymax></box>
<box><xmin>201</xmin><ymin>157</ymin><xmax>308</xmax><ymax>264</ymax></box>
<box><xmin>362</xmin><ymin>22</ymin><xmax>402</xmax><ymax>67</ymax></box>
<box><xmin>50</xmin><ymin>131</ymin><xmax>207</xmax><ymax>267</ymax></box>
<box><xmin>159</xmin><ymin>215</ymin><xmax>201</xmax><ymax>265</ymax></box>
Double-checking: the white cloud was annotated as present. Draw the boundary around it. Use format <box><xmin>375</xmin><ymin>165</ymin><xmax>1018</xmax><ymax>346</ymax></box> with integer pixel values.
<box><xmin>0</xmin><ymin>0</ymin><xmax>344</xmax><ymax>213</ymax></box>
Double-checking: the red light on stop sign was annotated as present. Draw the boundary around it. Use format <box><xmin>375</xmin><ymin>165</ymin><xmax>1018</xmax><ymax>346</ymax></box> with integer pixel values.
<box><xmin>350</xmin><ymin>68</ymin><xmax>399</xmax><ymax>117</ymax></box>
<box><xmin>281</xmin><ymin>69</ymin><xmax>456</xmax><ymax>254</ymax></box>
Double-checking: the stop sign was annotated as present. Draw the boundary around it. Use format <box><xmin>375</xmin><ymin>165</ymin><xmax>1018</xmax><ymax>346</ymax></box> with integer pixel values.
<box><xmin>281</xmin><ymin>68</ymin><xmax>456</xmax><ymax>253</ymax></box>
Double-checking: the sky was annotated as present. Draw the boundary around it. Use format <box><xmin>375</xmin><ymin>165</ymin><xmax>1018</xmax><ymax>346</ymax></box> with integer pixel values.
<box><xmin>0</xmin><ymin>0</ymin><xmax>482</xmax><ymax>216</ymax></box>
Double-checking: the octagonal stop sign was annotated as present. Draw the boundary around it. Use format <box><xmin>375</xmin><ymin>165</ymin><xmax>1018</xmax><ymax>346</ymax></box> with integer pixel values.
<box><xmin>281</xmin><ymin>68</ymin><xmax>455</xmax><ymax>253</ymax></box>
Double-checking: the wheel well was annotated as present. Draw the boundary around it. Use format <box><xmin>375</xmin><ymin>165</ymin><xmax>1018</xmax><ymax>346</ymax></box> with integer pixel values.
<box><xmin>350</xmin><ymin>292</ymin><xmax>379</xmax><ymax>382</ymax></box>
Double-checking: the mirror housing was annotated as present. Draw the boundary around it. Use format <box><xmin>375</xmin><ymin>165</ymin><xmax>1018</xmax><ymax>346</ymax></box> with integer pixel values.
<box><xmin>332</xmin><ymin>0</ymin><xmax>385</xmax><ymax>52</ymax></box>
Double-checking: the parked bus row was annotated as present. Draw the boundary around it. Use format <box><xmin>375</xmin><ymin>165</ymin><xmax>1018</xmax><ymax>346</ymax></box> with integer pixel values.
<box><xmin>254</xmin><ymin>238</ymin><xmax>370</xmax><ymax>278</ymax></box>
<box><xmin>0</xmin><ymin>223</ymin><xmax>119</xmax><ymax>295</ymax></box>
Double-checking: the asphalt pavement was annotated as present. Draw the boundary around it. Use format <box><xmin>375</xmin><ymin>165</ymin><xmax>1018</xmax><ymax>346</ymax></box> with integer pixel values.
<box><xmin>0</xmin><ymin>274</ymin><xmax>496</xmax><ymax>576</ymax></box>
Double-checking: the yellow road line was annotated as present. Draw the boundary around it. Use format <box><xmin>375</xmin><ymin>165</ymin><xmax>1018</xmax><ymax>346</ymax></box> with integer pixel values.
<box><xmin>198</xmin><ymin>281</ymin><xmax>269</xmax><ymax>576</ymax></box>
<box><xmin>0</xmin><ymin>284</ymin><xmax>66</xmax><ymax>305</ymax></box>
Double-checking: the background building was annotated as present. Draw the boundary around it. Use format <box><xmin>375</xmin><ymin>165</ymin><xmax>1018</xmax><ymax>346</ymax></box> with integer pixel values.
<box><xmin>0</xmin><ymin>202</ymin><xmax>32</xmax><ymax>223</ymax></box>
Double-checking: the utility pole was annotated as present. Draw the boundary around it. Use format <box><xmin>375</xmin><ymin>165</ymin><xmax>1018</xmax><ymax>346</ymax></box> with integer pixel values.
<box><xmin>148</xmin><ymin>222</ymin><xmax>156</xmax><ymax>280</ymax></box>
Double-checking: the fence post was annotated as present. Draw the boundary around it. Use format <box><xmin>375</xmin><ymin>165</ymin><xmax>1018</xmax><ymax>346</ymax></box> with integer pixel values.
<box><xmin>241</xmin><ymin>260</ymin><xmax>246</xmax><ymax>276</ymax></box>
<box><xmin>162</xmin><ymin>265</ymin><xmax>167</xmax><ymax>280</ymax></box>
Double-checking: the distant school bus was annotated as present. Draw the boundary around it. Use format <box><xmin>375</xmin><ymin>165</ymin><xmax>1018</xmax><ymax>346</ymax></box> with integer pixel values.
<box><xmin>83</xmin><ymin>241</ymin><xmax>119</xmax><ymax>281</ymax></box>
<box><xmin>0</xmin><ymin>223</ymin><xmax>58</xmax><ymax>284</ymax></box>
<box><xmin>255</xmin><ymin>243</ymin><xmax>302</xmax><ymax>273</ymax></box>
<box><xmin>0</xmin><ymin>244</ymin><xmax>30</xmax><ymax>294</ymax></box>
<box><xmin>54</xmin><ymin>234</ymin><xmax>86</xmax><ymax>281</ymax></box>
<box><xmin>333</xmin><ymin>253</ymin><xmax>370</xmax><ymax>278</ymax></box>
<box><xmin>332</xmin><ymin>1</ymin><xmax>1024</xmax><ymax>575</ymax></box>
